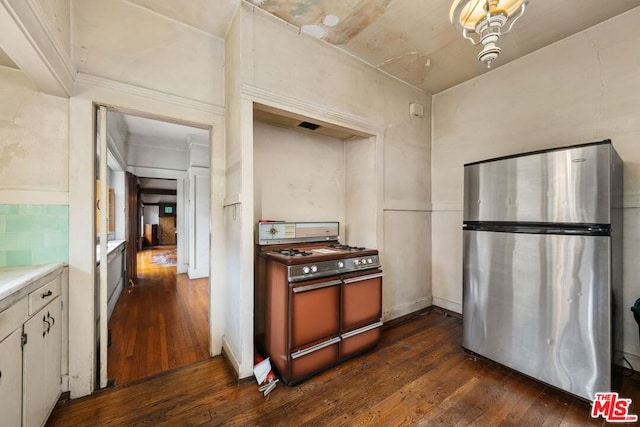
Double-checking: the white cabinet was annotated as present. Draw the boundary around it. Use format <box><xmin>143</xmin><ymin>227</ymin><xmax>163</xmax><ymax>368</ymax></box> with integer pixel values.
<box><xmin>23</xmin><ymin>297</ymin><xmax>61</xmax><ymax>427</ymax></box>
<box><xmin>0</xmin><ymin>265</ymin><xmax>64</xmax><ymax>427</ymax></box>
<box><xmin>0</xmin><ymin>328</ymin><xmax>23</xmax><ymax>427</ymax></box>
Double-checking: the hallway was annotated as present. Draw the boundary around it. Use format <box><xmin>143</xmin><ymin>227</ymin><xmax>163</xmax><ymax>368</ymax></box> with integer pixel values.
<box><xmin>107</xmin><ymin>246</ymin><xmax>209</xmax><ymax>385</ymax></box>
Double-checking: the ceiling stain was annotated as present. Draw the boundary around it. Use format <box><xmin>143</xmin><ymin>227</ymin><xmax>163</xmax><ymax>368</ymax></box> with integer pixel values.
<box><xmin>324</xmin><ymin>0</ymin><xmax>391</xmax><ymax>45</ymax></box>
<box><xmin>254</xmin><ymin>0</ymin><xmax>392</xmax><ymax>45</ymax></box>
<box><xmin>377</xmin><ymin>52</ymin><xmax>431</xmax><ymax>86</ymax></box>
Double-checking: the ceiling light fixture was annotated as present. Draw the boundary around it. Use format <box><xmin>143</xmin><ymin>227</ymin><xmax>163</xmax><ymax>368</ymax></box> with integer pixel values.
<box><xmin>450</xmin><ymin>0</ymin><xmax>529</xmax><ymax>68</ymax></box>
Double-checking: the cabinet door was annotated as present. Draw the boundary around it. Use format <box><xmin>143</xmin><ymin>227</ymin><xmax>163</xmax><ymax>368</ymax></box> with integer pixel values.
<box><xmin>23</xmin><ymin>309</ymin><xmax>47</xmax><ymax>427</ymax></box>
<box><xmin>23</xmin><ymin>296</ymin><xmax>62</xmax><ymax>427</ymax></box>
<box><xmin>44</xmin><ymin>298</ymin><xmax>62</xmax><ymax>417</ymax></box>
<box><xmin>0</xmin><ymin>328</ymin><xmax>23</xmax><ymax>427</ymax></box>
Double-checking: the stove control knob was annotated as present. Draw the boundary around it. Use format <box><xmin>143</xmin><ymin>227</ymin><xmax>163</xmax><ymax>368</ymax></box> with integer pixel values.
<box><xmin>310</xmin><ymin>265</ymin><xmax>318</xmax><ymax>273</ymax></box>
<box><xmin>367</xmin><ymin>258</ymin><xmax>373</xmax><ymax>264</ymax></box>
<box><xmin>302</xmin><ymin>266</ymin><xmax>310</xmax><ymax>274</ymax></box>
<box><xmin>337</xmin><ymin>261</ymin><xmax>344</xmax><ymax>269</ymax></box>
<box><xmin>354</xmin><ymin>259</ymin><xmax>361</xmax><ymax>266</ymax></box>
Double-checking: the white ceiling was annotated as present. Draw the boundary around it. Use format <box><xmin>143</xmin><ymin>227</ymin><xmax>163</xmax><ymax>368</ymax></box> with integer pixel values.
<box><xmin>122</xmin><ymin>114</ymin><xmax>209</xmax><ymax>147</ymax></box>
<box><xmin>4</xmin><ymin>1</ymin><xmax>639</xmax><ymax>94</ymax></box>
<box><xmin>247</xmin><ymin>0</ymin><xmax>640</xmax><ymax>94</ymax></box>
<box><xmin>123</xmin><ymin>0</ymin><xmax>238</xmax><ymax>38</ymax></box>
<box><xmin>107</xmin><ymin>112</ymin><xmax>206</xmax><ymax>203</ymax></box>
<box><xmin>118</xmin><ymin>0</ymin><xmax>640</xmax><ymax>94</ymax></box>
<box><xmin>0</xmin><ymin>48</ymin><xmax>17</xmax><ymax>69</ymax></box>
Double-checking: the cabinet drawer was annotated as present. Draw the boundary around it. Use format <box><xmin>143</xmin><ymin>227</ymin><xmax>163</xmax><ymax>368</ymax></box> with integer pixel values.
<box><xmin>28</xmin><ymin>276</ymin><xmax>61</xmax><ymax>315</ymax></box>
<box><xmin>0</xmin><ymin>298</ymin><xmax>28</xmax><ymax>342</ymax></box>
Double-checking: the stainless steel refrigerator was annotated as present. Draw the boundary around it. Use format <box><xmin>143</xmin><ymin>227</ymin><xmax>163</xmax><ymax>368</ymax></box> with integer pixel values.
<box><xmin>462</xmin><ymin>140</ymin><xmax>623</xmax><ymax>401</ymax></box>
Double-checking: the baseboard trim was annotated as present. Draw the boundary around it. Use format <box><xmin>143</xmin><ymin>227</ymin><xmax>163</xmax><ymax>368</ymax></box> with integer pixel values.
<box><xmin>432</xmin><ymin>297</ymin><xmax>462</xmax><ymax>314</ymax></box>
<box><xmin>621</xmin><ymin>351</ymin><xmax>640</xmax><ymax>372</ymax></box>
<box><xmin>220</xmin><ymin>344</ymin><xmax>253</xmax><ymax>386</ymax></box>
<box><xmin>383</xmin><ymin>297</ymin><xmax>432</xmax><ymax>323</ymax></box>
<box><xmin>381</xmin><ymin>306</ymin><xmax>434</xmax><ymax>330</ymax></box>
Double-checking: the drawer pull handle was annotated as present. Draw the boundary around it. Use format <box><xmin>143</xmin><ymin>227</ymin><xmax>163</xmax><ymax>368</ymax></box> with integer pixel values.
<box><xmin>292</xmin><ymin>280</ymin><xmax>341</xmax><ymax>293</ymax></box>
<box><xmin>291</xmin><ymin>337</ymin><xmax>341</xmax><ymax>360</ymax></box>
<box><xmin>42</xmin><ymin>290</ymin><xmax>53</xmax><ymax>299</ymax></box>
<box><xmin>343</xmin><ymin>272</ymin><xmax>384</xmax><ymax>284</ymax></box>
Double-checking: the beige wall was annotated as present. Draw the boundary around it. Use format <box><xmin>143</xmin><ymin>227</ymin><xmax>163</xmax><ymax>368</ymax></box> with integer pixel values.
<box><xmin>0</xmin><ymin>67</ymin><xmax>69</xmax><ymax>204</ymax></box>
<box><xmin>432</xmin><ymin>7</ymin><xmax>640</xmax><ymax>366</ymax></box>
<box><xmin>221</xmin><ymin>3</ymin><xmax>432</xmax><ymax>378</ymax></box>
<box><xmin>222</xmin><ymin>5</ymin><xmax>245</xmax><ymax>374</ymax></box>
<box><xmin>253</xmin><ymin>121</ymin><xmax>346</xmax><ymax>224</ymax></box>
<box><xmin>66</xmin><ymin>1</ymin><xmax>227</xmax><ymax>396</ymax></box>
<box><xmin>244</xmin><ymin>4</ymin><xmax>432</xmax><ymax>322</ymax></box>
<box><xmin>71</xmin><ymin>0</ymin><xmax>224</xmax><ymax>106</ymax></box>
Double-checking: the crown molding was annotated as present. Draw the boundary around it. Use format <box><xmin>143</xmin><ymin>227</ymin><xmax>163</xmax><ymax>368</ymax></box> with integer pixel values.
<box><xmin>0</xmin><ymin>0</ymin><xmax>76</xmax><ymax>96</ymax></box>
<box><xmin>241</xmin><ymin>83</ymin><xmax>385</xmax><ymax>136</ymax></box>
<box><xmin>24</xmin><ymin>0</ymin><xmax>76</xmax><ymax>79</ymax></box>
<box><xmin>127</xmin><ymin>136</ymin><xmax>188</xmax><ymax>152</ymax></box>
<box><xmin>126</xmin><ymin>166</ymin><xmax>187</xmax><ymax>179</ymax></box>
<box><xmin>75</xmin><ymin>73</ymin><xmax>225</xmax><ymax>116</ymax></box>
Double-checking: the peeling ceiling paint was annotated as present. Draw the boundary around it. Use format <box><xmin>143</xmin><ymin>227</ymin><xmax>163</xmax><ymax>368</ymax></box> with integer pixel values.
<box><xmin>252</xmin><ymin>0</ymin><xmax>640</xmax><ymax>93</ymax></box>
<box><xmin>377</xmin><ymin>52</ymin><xmax>431</xmax><ymax>86</ymax></box>
<box><xmin>255</xmin><ymin>0</ymin><xmax>392</xmax><ymax>44</ymax></box>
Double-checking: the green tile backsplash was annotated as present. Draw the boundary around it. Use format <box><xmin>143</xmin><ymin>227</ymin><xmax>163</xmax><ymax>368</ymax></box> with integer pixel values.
<box><xmin>0</xmin><ymin>205</ymin><xmax>69</xmax><ymax>267</ymax></box>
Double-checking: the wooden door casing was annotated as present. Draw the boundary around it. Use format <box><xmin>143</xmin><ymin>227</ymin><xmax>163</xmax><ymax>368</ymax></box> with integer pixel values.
<box><xmin>125</xmin><ymin>171</ymin><xmax>138</xmax><ymax>282</ymax></box>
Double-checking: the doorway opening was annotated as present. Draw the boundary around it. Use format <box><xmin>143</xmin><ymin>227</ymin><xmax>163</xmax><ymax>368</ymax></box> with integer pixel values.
<box><xmin>95</xmin><ymin>107</ymin><xmax>212</xmax><ymax>386</ymax></box>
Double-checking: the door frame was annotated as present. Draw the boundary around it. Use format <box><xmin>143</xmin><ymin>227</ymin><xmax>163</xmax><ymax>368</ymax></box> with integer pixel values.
<box><xmin>68</xmin><ymin>92</ymin><xmax>225</xmax><ymax>398</ymax></box>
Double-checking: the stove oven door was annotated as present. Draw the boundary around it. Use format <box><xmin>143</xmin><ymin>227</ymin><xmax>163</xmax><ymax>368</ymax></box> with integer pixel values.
<box><xmin>341</xmin><ymin>270</ymin><xmax>383</xmax><ymax>358</ymax></box>
<box><xmin>342</xmin><ymin>270</ymin><xmax>383</xmax><ymax>331</ymax></box>
<box><xmin>288</xmin><ymin>278</ymin><xmax>341</xmax><ymax>382</ymax></box>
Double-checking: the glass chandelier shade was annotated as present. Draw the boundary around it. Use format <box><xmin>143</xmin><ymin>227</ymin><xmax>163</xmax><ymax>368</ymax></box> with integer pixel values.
<box><xmin>450</xmin><ymin>0</ymin><xmax>529</xmax><ymax>68</ymax></box>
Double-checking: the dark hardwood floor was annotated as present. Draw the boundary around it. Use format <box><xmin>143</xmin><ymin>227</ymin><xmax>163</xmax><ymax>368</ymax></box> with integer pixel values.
<box><xmin>107</xmin><ymin>246</ymin><xmax>209</xmax><ymax>385</ymax></box>
<box><xmin>49</xmin><ymin>309</ymin><xmax>640</xmax><ymax>426</ymax></box>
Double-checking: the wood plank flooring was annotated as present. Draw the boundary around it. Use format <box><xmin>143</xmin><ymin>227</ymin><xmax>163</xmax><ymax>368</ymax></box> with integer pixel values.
<box><xmin>49</xmin><ymin>309</ymin><xmax>640</xmax><ymax>426</ymax></box>
<box><xmin>107</xmin><ymin>246</ymin><xmax>209</xmax><ymax>385</ymax></box>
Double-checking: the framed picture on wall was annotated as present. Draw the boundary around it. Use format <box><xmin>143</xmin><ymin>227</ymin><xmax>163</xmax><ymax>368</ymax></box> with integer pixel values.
<box><xmin>159</xmin><ymin>203</ymin><xmax>176</xmax><ymax>217</ymax></box>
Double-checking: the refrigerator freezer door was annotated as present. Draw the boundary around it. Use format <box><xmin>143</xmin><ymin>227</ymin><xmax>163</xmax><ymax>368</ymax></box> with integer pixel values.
<box><xmin>464</xmin><ymin>144</ymin><xmax>611</xmax><ymax>224</ymax></box>
<box><xmin>463</xmin><ymin>230</ymin><xmax>611</xmax><ymax>401</ymax></box>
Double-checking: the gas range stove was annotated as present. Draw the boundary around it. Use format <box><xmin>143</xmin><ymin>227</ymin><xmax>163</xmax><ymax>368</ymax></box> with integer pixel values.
<box><xmin>257</xmin><ymin>221</ymin><xmax>381</xmax><ymax>282</ymax></box>
<box><xmin>285</xmin><ymin>252</ymin><xmax>380</xmax><ymax>282</ymax></box>
<box><xmin>271</xmin><ymin>248</ymin><xmax>313</xmax><ymax>257</ymax></box>
<box><xmin>260</xmin><ymin>243</ymin><xmax>380</xmax><ymax>282</ymax></box>
<box><xmin>255</xmin><ymin>221</ymin><xmax>383</xmax><ymax>385</ymax></box>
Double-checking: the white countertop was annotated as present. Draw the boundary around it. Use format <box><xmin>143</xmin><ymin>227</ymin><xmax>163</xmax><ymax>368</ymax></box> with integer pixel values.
<box><xmin>0</xmin><ymin>263</ymin><xmax>65</xmax><ymax>310</ymax></box>
<box><xmin>96</xmin><ymin>240</ymin><xmax>126</xmax><ymax>265</ymax></box>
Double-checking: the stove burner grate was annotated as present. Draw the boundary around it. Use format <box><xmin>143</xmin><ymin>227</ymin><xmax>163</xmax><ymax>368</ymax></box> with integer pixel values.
<box><xmin>327</xmin><ymin>243</ymin><xmax>365</xmax><ymax>251</ymax></box>
<box><xmin>273</xmin><ymin>248</ymin><xmax>313</xmax><ymax>257</ymax></box>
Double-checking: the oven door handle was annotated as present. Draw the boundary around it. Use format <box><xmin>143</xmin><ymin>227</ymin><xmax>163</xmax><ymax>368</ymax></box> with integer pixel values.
<box><xmin>343</xmin><ymin>272</ymin><xmax>384</xmax><ymax>284</ymax></box>
<box><xmin>341</xmin><ymin>321</ymin><xmax>383</xmax><ymax>339</ymax></box>
<box><xmin>292</xmin><ymin>279</ymin><xmax>341</xmax><ymax>293</ymax></box>
<box><xmin>291</xmin><ymin>337</ymin><xmax>341</xmax><ymax>360</ymax></box>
